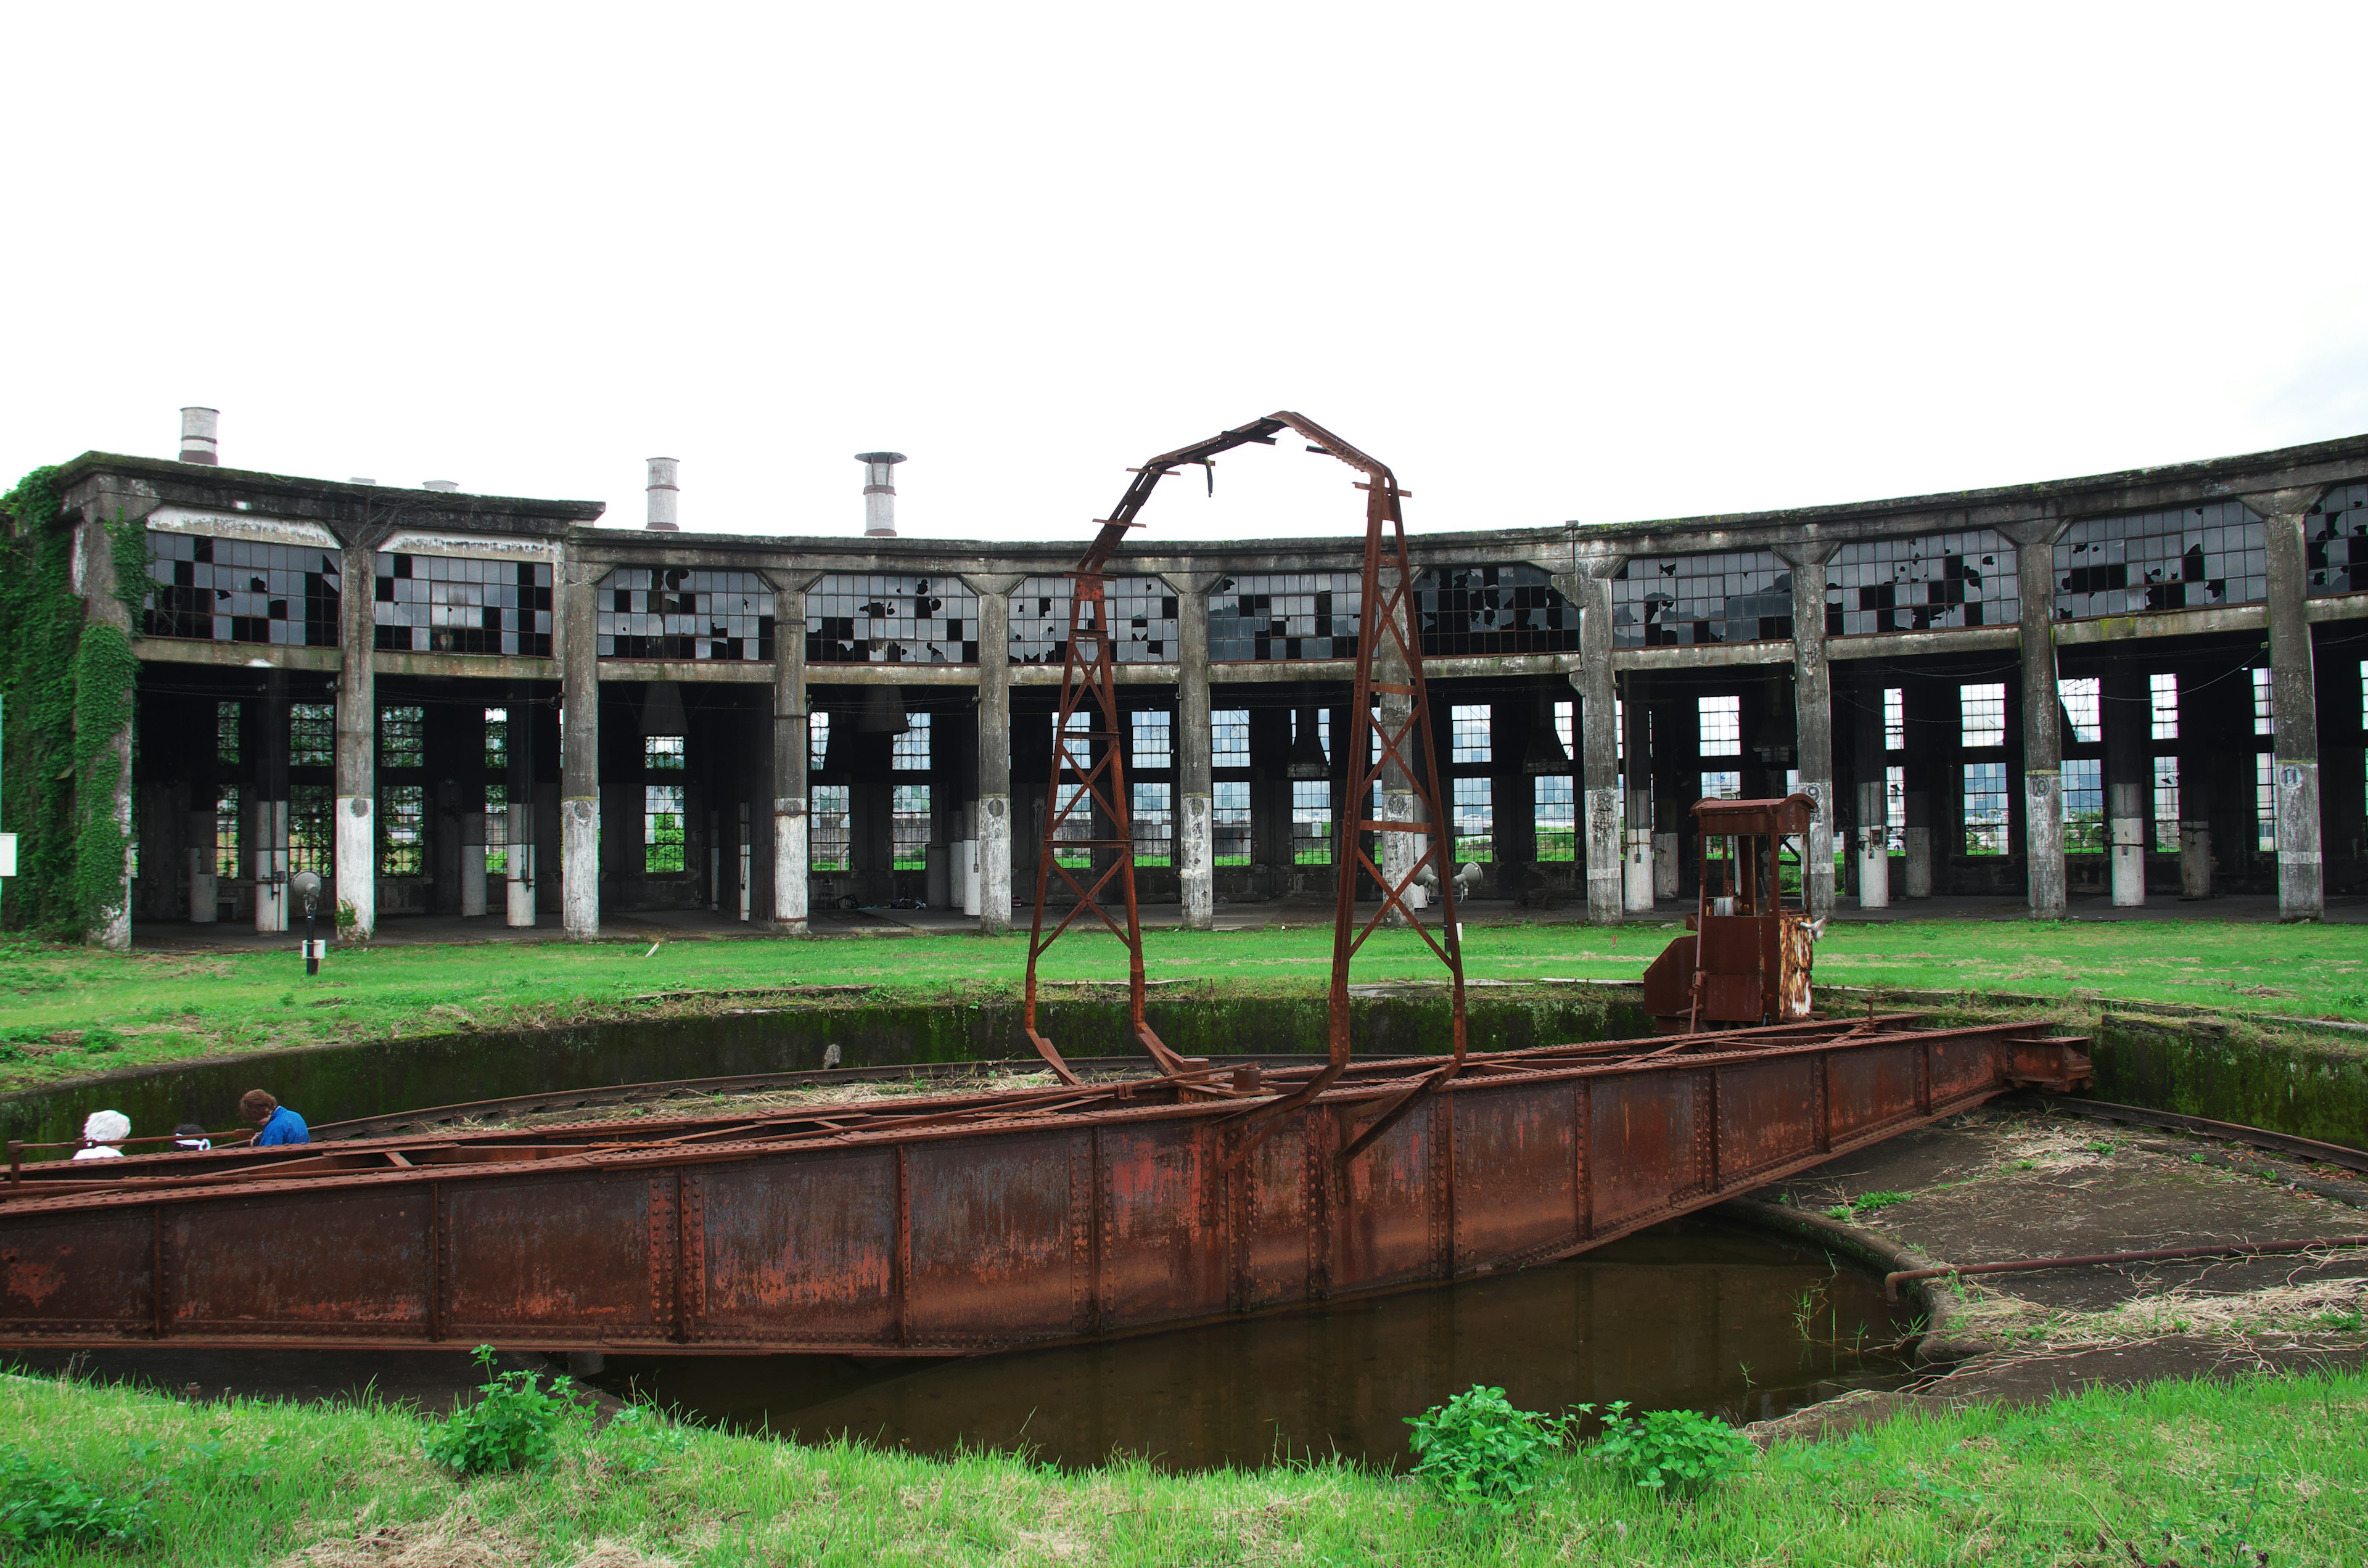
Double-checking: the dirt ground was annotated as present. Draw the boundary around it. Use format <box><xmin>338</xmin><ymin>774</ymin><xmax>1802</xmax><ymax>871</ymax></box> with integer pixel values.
<box><xmin>1745</xmin><ymin>1100</ymin><xmax>2368</xmax><ymax>1439</ymax></box>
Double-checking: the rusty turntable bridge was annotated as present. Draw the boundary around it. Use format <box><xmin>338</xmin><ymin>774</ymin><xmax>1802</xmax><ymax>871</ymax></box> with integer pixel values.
<box><xmin>0</xmin><ymin>414</ymin><xmax>2091</xmax><ymax>1357</ymax></box>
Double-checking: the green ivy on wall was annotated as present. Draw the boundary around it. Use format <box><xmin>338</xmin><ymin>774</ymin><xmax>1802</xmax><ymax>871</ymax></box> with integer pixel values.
<box><xmin>0</xmin><ymin>466</ymin><xmax>141</xmax><ymax>938</ymax></box>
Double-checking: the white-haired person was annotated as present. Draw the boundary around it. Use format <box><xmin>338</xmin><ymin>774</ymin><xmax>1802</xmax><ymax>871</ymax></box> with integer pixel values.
<box><xmin>72</xmin><ymin>1109</ymin><xmax>131</xmax><ymax>1160</ymax></box>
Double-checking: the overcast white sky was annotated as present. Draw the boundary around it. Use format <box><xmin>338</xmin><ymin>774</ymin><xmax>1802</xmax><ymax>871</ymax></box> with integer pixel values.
<box><xmin>6</xmin><ymin>4</ymin><xmax>2365</xmax><ymax>545</ymax></box>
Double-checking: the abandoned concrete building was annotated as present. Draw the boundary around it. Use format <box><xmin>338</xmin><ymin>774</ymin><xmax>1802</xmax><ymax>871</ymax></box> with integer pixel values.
<box><xmin>33</xmin><ymin>411</ymin><xmax>2368</xmax><ymax>946</ymax></box>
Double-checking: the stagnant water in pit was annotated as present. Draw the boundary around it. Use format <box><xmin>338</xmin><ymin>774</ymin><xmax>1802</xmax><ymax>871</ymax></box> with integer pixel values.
<box><xmin>591</xmin><ymin>1218</ymin><xmax>1913</xmax><ymax>1472</ymax></box>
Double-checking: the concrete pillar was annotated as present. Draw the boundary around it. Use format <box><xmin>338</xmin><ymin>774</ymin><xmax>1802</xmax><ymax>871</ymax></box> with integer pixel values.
<box><xmin>505</xmin><ymin>681</ymin><xmax>536</xmax><ymax>927</ymax></box>
<box><xmin>1851</xmin><ymin>681</ymin><xmax>1889</xmax><ymax>909</ymax></box>
<box><xmin>2103</xmin><ymin>668</ymin><xmax>2146</xmax><ymax>907</ymax></box>
<box><xmin>964</xmin><ymin>575</ymin><xmax>1022</xmax><ymax>934</ymax></box>
<box><xmin>1557</xmin><ymin>565</ymin><xmax>1622</xmax><ymax>924</ymax></box>
<box><xmin>66</xmin><ymin>509</ymin><xmax>138</xmax><ymax>949</ymax></box>
<box><xmin>1619</xmin><ymin>675</ymin><xmax>1655</xmax><ymax>911</ymax></box>
<box><xmin>333</xmin><ymin>530</ymin><xmax>378</xmax><ymax>940</ymax></box>
<box><xmin>459</xmin><ymin>810</ymin><xmax>488</xmax><ymax>915</ymax></box>
<box><xmin>253</xmin><ymin>677</ymin><xmax>290</xmax><ymax>933</ymax></box>
<box><xmin>1165</xmin><ymin>572</ymin><xmax>1223</xmax><ymax>931</ymax></box>
<box><xmin>1371</xmin><ymin>568</ymin><xmax>1426</xmax><ymax>918</ymax></box>
<box><xmin>768</xmin><ymin>573</ymin><xmax>819</xmax><ymax>934</ymax></box>
<box><xmin>1903</xmin><ymin>790</ymin><xmax>1933</xmax><ymax>898</ymax></box>
<box><xmin>2011</xmin><ymin>520</ymin><xmax>2068</xmax><ymax>919</ymax></box>
<box><xmin>1777</xmin><ymin>544</ymin><xmax>1837</xmax><ymax>917</ymax></box>
<box><xmin>2251</xmin><ymin>486</ymin><xmax>2330</xmax><ymax>922</ymax></box>
<box><xmin>559</xmin><ymin>559</ymin><xmax>601</xmax><ymax>939</ymax></box>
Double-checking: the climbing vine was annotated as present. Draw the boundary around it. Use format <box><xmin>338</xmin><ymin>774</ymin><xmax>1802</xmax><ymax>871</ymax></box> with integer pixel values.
<box><xmin>0</xmin><ymin>465</ymin><xmax>144</xmax><ymax>938</ymax></box>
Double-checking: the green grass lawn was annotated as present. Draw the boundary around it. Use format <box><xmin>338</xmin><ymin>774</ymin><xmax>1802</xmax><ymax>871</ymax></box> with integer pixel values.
<box><xmin>4</xmin><ymin>1361</ymin><xmax>2364</xmax><ymax>1566</ymax></box>
<box><xmin>2</xmin><ymin>919</ymin><xmax>2364</xmax><ymax>1095</ymax></box>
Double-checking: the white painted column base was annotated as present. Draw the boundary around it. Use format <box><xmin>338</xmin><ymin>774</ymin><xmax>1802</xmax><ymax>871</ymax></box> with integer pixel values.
<box><xmin>1584</xmin><ymin>787</ymin><xmax>1623</xmax><ymax>924</ymax></box>
<box><xmin>773</xmin><ymin>798</ymin><xmax>809</xmax><ymax>934</ymax></box>
<box><xmin>1857</xmin><ymin>843</ymin><xmax>1889</xmax><ymax>908</ymax></box>
<box><xmin>978</xmin><ymin>794</ymin><xmax>1013</xmax><ymax>934</ymax></box>
<box><xmin>1622</xmin><ymin>828</ymin><xmax>1655</xmax><ymax>912</ymax></box>
<box><xmin>562</xmin><ymin>797</ymin><xmax>599</xmax><ymax>940</ymax></box>
<box><xmin>2110</xmin><ymin>816</ymin><xmax>2146</xmax><ymax>907</ymax></box>
<box><xmin>334</xmin><ymin>794</ymin><xmax>374</xmax><ymax>939</ymax></box>
<box><xmin>506</xmin><ymin>845</ymin><xmax>537</xmax><ymax>927</ymax></box>
<box><xmin>1179</xmin><ymin>792</ymin><xmax>1213</xmax><ymax>930</ymax></box>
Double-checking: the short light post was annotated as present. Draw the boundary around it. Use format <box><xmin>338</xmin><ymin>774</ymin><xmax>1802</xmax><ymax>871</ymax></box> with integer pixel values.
<box><xmin>292</xmin><ymin>871</ymin><xmax>324</xmax><ymax>976</ymax></box>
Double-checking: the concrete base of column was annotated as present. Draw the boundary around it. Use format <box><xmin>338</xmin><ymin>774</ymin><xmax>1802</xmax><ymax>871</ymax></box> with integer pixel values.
<box><xmin>1178</xmin><ymin>792</ymin><xmax>1212</xmax><ymax>930</ymax></box>
<box><xmin>1584</xmin><ymin>787</ymin><xmax>1622</xmax><ymax>924</ymax></box>
<box><xmin>978</xmin><ymin>793</ymin><xmax>1013</xmax><ymax>934</ymax></box>
<box><xmin>1857</xmin><ymin>843</ymin><xmax>1889</xmax><ymax>908</ymax></box>
<box><xmin>1803</xmin><ymin>805</ymin><xmax>1835</xmax><ymax>919</ymax></box>
<box><xmin>772</xmin><ymin>802</ymin><xmax>809</xmax><ymax>934</ymax></box>
<box><xmin>254</xmin><ymin>882</ymin><xmax>288</xmax><ymax>932</ymax></box>
<box><xmin>562</xmin><ymin>795</ymin><xmax>600</xmax><ymax>939</ymax></box>
<box><xmin>2180</xmin><ymin>823</ymin><xmax>2213</xmax><ymax>899</ymax></box>
<box><xmin>2110</xmin><ymin>817</ymin><xmax>2146</xmax><ymax>906</ymax></box>
<box><xmin>1653</xmin><ymin>833</ymin><xmax>1680</xmax><ymax>901</ymax></box>
<box><xmin>2275</xmin><ymin>757</ymin><xmax>2323</xmax><ymax>922</ymax></box>
<box><xmin>1382</xmin><ymin>789</ymin><xmax>1428</xmax><ymax>922</ymax></box>
<box><xmin>334</xmin><ymin>794</ymin><xmax>374</xmax><ymax>940</ymax></box>
<box><xmin>2025</xmin><ymin>770</ymin><xmax>2066</xmax><ymax>919</ymax></box>
<box><xmin>1622</xmin><ymin>829</ymin><xmax>1655</xmax><ymax>911</ymax></box>
<box><xmin>506</xmin><ymin>847</ymin><xmax>536</xmax><ymax>927</ymax></box>
<box><xmin>1904</xmin><ymin>826</ymin><xmax>1933</xmax><ymax>898</ymax></box>
<box><xmin>461</xmin><ymin>845</ymin><xmax>488</xmax><ymax>917</ymax></box>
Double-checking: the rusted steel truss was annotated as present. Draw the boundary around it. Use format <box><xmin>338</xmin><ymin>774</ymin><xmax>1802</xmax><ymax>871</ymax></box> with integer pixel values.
<box><xmin>0</xmin><ymin>1020</ymin><xmax>2089</xmax><ymax>1354</ymax></box>
<box><xmin>1022</xmin><ymin>413</ymin><xmax>1467</xmax><ymax>1134</ymax></box>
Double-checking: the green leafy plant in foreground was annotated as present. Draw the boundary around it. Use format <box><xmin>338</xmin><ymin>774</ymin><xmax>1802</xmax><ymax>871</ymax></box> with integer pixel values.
<box><xmin>1405</xmin><ymin>1384</ymin><xmax>1574</xmax><ymax>1516</ymax></box>
<box><xmin>1587</xmin><ymin>1401</ymin><xmax>1754</xmax><ymax>1493</ymax></box>
<box><xmin>0</xmin><ymin>1444</ymin><xmax>157</xmax><ymax>1550</ymax></box>
<box><xmin>593</xmin><ymin>1405</ymin><xmax>696</xmax><ymax>1477</ymax></box>
<box><xmin>422</xmin><ymin>1345</ymin><xmax>584</xmax><ymax>1474</ymax></box>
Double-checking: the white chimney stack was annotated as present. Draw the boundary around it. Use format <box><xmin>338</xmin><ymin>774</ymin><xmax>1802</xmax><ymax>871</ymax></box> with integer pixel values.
<box><xmin>646</xmin><ymin>457</ymin><xmax>680</xmax><ymax>531</ymax></box>
<box><xmin>857</xmin><ymin>451</ymin><xmax>906</xmax><ymax>538</ymax></box>
<box><xmin>179</xmin><ymin>406</ymin><xmax>219</xmax><ymax>465</ymax></box>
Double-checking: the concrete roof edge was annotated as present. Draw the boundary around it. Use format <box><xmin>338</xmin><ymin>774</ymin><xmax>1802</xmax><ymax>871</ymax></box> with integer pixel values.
<box><xmin>48</xmin><ymin>452</ymin><xmax>608</xmax><ymax>524</ymax></box>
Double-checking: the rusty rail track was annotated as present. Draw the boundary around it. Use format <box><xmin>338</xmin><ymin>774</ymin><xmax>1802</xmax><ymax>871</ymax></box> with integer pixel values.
<box><xmin>0</xmin><ymin>1019</ymin><xmax>2089</xmax><ymax>1354</ymax></box>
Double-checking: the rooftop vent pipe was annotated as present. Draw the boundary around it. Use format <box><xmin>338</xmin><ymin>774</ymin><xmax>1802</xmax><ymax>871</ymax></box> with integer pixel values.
<box><xmin>646</xmin><ymin>457</ymin><xmax>680</xmax><ymax>531</ymax></box>
<box><xmin>178</xmin><ymin>407</ymin><xmax>219</xmax><ymax>465</ymax></box>
<box><xmin>857</xmin><ymin>451</ymin><xmax>906</xmax><ymax>538</ymax></box>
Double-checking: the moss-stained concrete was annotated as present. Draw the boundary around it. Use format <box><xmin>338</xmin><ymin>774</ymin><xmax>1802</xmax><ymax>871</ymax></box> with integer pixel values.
<box><xmin>2090</xmin><ymin>1011</ymin><xmax>2368</xmax><ymax>1147</ymax></box>
<box><xmin>0</xmin><ymin>984</ymin><xmax>1654</xmax><ymax>1146</ymax></box>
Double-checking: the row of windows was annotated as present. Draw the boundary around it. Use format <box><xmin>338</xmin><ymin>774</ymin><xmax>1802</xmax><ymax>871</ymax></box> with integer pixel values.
<box><xmin>134</xmin><ymin>484</ymin><xmax>2368</xmax><ymax>667</ymax></box>
<box><xmin>144</xmin><ymin>532</ymin><xmax>342</xmax><ymax>647</ymax></box>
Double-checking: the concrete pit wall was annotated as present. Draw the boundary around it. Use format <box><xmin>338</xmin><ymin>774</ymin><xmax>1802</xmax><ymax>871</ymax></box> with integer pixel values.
<box><xmin>0</xmin><ymin>986</ymin><xmax>1653</xmax><ymax>1148</ymax></box>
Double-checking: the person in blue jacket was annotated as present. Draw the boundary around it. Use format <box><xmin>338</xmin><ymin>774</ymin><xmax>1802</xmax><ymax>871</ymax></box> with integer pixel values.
<box><xmin>240</xmin><ymin>1089</ymin><xmax>309</xmax><ymax>1146</ymax></box>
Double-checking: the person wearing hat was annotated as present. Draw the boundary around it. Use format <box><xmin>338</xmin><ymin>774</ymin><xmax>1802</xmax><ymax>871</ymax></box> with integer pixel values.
<box><xmin>240</xmin><ymin>1090</ymin><xmax>309</xmax><ymax>1147</ymax></box>
<box><xmin>71</xmin><ymin>1109</ymin><xmax>131</xmax><ymax>1160</ymax></box>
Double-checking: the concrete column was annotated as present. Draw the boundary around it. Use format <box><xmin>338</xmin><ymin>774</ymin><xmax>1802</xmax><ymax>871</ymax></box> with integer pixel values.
<box><xmin>1903</xmin><ymin>790</ymin><xmax>1933</xmax><ymax>898</ymax></box>
<box><xmin>1777</xmin><ymin>544</ymin><xmax>1837</xmax><ymax>917</ymax></box>
<box><xmin>68</xmin><ymin>508</ymin><xmax>138</xmax><ymax>949</ymax></box>
<box><xmin>768</xmin><ymin>573</ymin><xmax>820</xmax><ymax>934</ymax></box>
<box><xmin>964</xmin><ymin>575</ymin><xmax>1022</xmax><ymax>934</ymax></box>
<box><xmin>252</xmin><ymin>677</ymin><xmax>290</xmax><ymax>933</ymax></box>
<box><xmin>1371</xmin><ymin>566</ymin><xmax>1426</xmax><ymax>918</ymax></box>
<box><xmin>1165</xmin><ymin>572</ymin><xmax>1223</xmax><ymax>931</ymax></box>
<box><xmin>2103</xmin><ymin>668</ymin><xmax>2147</xmax><ymax>907</ymax></box>
<box><xmin>1556</xmin><ymin>565</ymin><xmax>1623</xmax><ymax>924</ymax></box>
<box><xmin>1619</xmin><ymin>675</ymin><xmax>1655</xmax><ymax>911</ymax></box>
<box><xmin>332</xmin><ymin>530</ymin><xmax>379</xmax><ymax>940</ymax></box>
<box><xmin>505</xmin><ymin>680</ymin><xmax>536</xmax><ymax>927</ymax></box>
<box><xmin>2011</xmin><ymin>520</ymin><xmax>2068</xmax><ymax>919</ymax></box>
<box><xmin>1851</xmin><ymin>681</ymin><xmax>1889</xmax><ymax>909</ymax></box>
<box><xmin>559</xmin><ymin>559</ymin><xmax>601</xmax><ymax>939</ymax></box>
<box><xmin>2251</xmin><ymin>486</ymin><xmax>2329</xmax><ymax>921</ymax></box>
